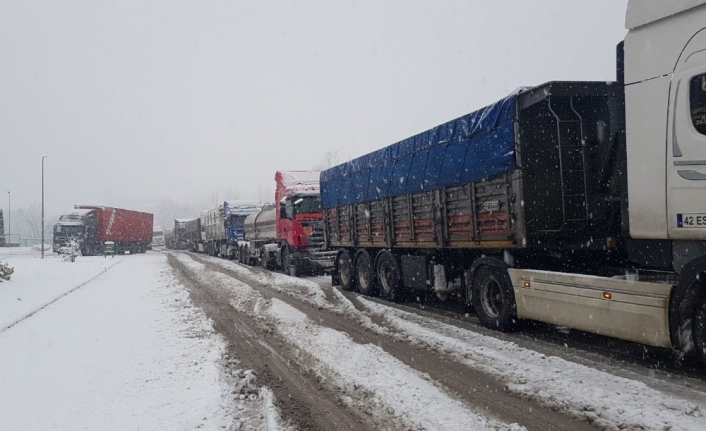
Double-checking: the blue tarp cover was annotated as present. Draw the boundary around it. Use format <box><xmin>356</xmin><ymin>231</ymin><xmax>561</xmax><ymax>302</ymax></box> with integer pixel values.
<box><xmin>320</xmin><ymin>93</ymin><xmax>518</xmax><ymax>209</ymax></box>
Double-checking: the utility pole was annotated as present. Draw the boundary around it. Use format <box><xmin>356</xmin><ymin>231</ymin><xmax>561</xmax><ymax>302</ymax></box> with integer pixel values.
<box><xmin>41</xmin><ymin>156</ymin><xmax>47</xmax><ymax>259</ymax></box>
<box><xmin>6</xmin><ymin>191</ymin><xmax>9</xmax><ymax>244</ymax></box>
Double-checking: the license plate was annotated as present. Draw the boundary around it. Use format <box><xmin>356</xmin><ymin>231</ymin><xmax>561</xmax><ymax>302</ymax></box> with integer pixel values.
<box><xmin>677</xmin><ymin>213</ymin><xmax>706</xmax><ymax>228</ymax></box>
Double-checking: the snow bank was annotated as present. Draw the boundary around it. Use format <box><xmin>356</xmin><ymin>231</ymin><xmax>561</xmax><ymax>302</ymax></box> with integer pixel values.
<box><xmin>266</xmin><ymin>297</ymin><xmax>525</xmax><ymax>431</ymax></box>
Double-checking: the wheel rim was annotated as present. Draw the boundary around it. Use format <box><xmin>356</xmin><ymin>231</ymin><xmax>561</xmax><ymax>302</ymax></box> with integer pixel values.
<box><xmin>480</xmin><ymin>277</ymin><xmax>503</xmax><ymax>318</ymax></box>
<box><xmin>339</xmin><ymin>253</ymin><xmax>352</xmax><ymax>286</ymax></box>
<box><xmin>357</xmin><ymin>257</ymin><xmax>371</xmax><ymax>290</ymax></box>
<box><xmin>379</xmin><ymin>259</ymin><xmax>396</xmax><ymax>294</ymax></box>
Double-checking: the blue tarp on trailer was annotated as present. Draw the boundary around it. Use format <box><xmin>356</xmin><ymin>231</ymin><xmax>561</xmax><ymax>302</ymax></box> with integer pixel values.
<box><xmin>320</xmin><ymin>93</ymin><xmax>518</xmax><ymax>209</ymax></box>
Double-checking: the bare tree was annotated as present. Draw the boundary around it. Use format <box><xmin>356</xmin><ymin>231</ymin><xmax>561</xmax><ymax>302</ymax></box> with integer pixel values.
<box><xmin>209</xmin><ymin>189</ymin><xmax>221</xmax><ymax>208</ymax></box>
<box><xmin>223</xmin><ymin>187</ymin><xmax>240</xmax><ymax>201</ymax></box>
<box><xmin>312</xmin><ymin>149</ymin><xmax>340</xmax><ymax>170</ymax></box>
<box><xmin>257</xmin><ymin>183</ymin><xmax>274</xmax><ymax>205</ymax></box>
<box><xmin>17</xmin><ymin>203</ymin><xmax>42</xmax><ymax>238</ymax></box>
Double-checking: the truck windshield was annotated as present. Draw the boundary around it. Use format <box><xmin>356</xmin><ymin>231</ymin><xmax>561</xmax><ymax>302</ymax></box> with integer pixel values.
<box><xmin>59</xmin><ymin>214</ymin><xmax>84</xmax><ymax>223</ymax></box>
<box><xmin>55</xmin><ymin>225</ymin><xmax>84</xmax><ymax>235</ymax></box>
<box><xmin>293</xmin><ymin>196</ymin><xmax>321</xmax><ymax>215</ymax></box>
<box><xmin>229</xmin><ymin>215</ymin><xmax>248</xmax><ymax>227</ymax></box>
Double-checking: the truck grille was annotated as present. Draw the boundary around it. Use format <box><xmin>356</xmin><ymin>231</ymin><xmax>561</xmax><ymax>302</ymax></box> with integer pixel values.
<box><xmin>300</xmin><ymin>220</ymin><xmax>335</xmax><ymax>267</ymax></box>
<box><xmin>301</xmin><ymin>220</ymin><xmax>325</xmax><ymax>249</ymax></box>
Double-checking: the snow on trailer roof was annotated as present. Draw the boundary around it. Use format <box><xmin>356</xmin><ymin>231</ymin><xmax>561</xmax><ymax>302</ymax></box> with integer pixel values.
<box><xmin>175</xmin><ymin>218</ymin><xmax>198</xmax><ymax>223</ymax></box>
<box><xmin>223</xmin><ymin>201</ymin><xmax>261</xmax><ymax>216</ymax></box>
<box><xmin>276</xmin><ymin>171</ymin><xmax>321</xmax><ymax>196</ymax></box>
<box><xmin>276</xmin><ymin>170</ymin><xmax>320</xmax><ymax>186</ymax></box>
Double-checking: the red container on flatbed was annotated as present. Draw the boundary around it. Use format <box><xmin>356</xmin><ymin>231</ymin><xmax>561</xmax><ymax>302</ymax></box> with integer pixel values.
<box><xmin>74</xmin><ymin>205</ymin><xmax>153</xmax><ymax>244</ymax></box>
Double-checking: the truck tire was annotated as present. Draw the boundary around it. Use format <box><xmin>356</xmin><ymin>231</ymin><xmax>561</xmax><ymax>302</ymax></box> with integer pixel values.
<box><xmin>336</xmin><ymin>250</ymin><xmax>356</xmax><ymax>291</ymax></box>
<box><xmin>281</xmin><ymin>245</ymin><xmax>299</xmax><ymax>276</ymax></box>
<box><xmin>355</xmin><ymin>250</ymin><xmax>375</xmax><ymax>296</ymax></box>
<box><xmin>376</xmin><ymin>251</ymin><xmax>401</xmax><ymax>301</ymax></box>
<box><xmin>694</xmin><ymin>295</ymin><xmax>706</xmax><ymax>367</ymax></box>
<box><xmin>472</xmin><ymin>265</ymin><xmax>518</xmax><ymax>332</ymax></box>
<box><xmin>261</xmin><ymin>247</ymin><xmax>274</xmax><ymax>271</ymax></box>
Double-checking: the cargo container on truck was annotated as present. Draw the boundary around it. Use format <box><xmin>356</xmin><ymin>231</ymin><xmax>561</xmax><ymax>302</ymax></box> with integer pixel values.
<box><xmin>321</xmin><ymin>0</ymin><xmax>706</xmax><ymax>366</ymax></box>
<box><xmin>53</xmin><ymin>206</ymin><xmax>153</xmax><ymax>255</ymax></box>
<box><xmin>238</xmin><ymin>171</ymin><xmax>335</xmax><ymax>275</ymax></box>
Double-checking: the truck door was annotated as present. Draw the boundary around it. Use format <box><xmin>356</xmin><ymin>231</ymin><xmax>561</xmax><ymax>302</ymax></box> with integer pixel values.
<box><xmin>668</xmin><ymin>28</ymin><xmax>706</xmax><ymax>240</ymax></box>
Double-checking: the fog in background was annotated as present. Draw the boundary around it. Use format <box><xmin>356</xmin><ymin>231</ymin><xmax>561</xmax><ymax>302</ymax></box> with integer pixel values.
<box><xmin>0</xmin><ymin>0</ymin><xmax>628</xmax><ymax>233</ymax></box>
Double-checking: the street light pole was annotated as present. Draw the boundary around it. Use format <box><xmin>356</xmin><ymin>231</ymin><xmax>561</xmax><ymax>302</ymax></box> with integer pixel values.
<box><xmin>6</xmin><ymin>191</ymin><xmax>9</xmax><ymax>244</ymax></box>
<box><xmin>41</xmin><ymin>156</ymin><xmax>47</xmax><ymax>259</ymax></box>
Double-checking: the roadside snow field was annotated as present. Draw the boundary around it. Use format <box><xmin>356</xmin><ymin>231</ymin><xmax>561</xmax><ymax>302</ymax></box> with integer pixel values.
<box><xmin>0</xmin><ymin>247</ymin><xmax>118</xmax><ymax>330</ymax></box>
<box><xmin>0</xmin><ymin>250</ymin><xmax>239</xmax><ymax>431</ymax></box>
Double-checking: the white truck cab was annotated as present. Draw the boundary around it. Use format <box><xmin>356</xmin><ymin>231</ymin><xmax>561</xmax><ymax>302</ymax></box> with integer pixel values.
<box><xmin>625</xmin><ymin>0</ymin><xmax>706</xmax><ymax>242</ymax></box>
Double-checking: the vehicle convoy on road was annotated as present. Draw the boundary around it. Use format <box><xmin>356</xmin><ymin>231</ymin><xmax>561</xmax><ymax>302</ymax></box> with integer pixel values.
<box><xmin>201</xmin><ymin>201</ymin><xmax>260</xmax><ymax>258</ymax></box>
<box><xmin>53</xmin><ymin>205</ymin><xmax>153</xmax><ymax>255</ymax></box>
<box><xmin>321</xmin><ymin>0</ymin><xmax>706</xmax><ymax>366</ymax></box>
<box><xmin>238</xmin><ymin>170</ymin><xmax>335</xmax><ymax>275</ymax></box>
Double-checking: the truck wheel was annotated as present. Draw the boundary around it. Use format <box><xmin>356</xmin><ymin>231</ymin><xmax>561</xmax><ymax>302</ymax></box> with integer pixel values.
<box><xmin>261</xmin><ymin>247</ymin><xmax>274</xmax><ymax>271</ymax></box>
<box><xmin>472</xmin><ymin>265</ymin><xmax>518</xmax><ymax>332</ymax></box>
<box><xmin>376</xmin><ymin>251</ymin><xmax>401</xmax><ymax>301</ymax></box>
<box><xmin>336</xmin><ymin>250</ymin><xmax>356</xmax><ymax>291</ymax></box>
<box><xmin>244</xmin><ymin>245</ymin><xmax>251</xmax><ymax>265</ymax></box>
<box><xmin>694</xmin><ymin>296</ymin><xmax>706</xmax><ymax>367</ymax></box>
<box><xmin>355</xmin><ymin>250</ymin><xmax>375</xmax><ymax>296</ymax></box>
<box><xmin>281</xmin><ymin>245</ymin><xmax>298</xmax><ymax>276</ymax></box>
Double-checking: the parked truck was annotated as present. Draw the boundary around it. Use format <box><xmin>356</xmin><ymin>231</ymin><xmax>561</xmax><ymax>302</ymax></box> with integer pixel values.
<box><xmin>151</xmin><ymin>226</ymin><xmax>165</xmax><ymax>249</ymax></box>
<box><xmin>322</xmin><ymin>0</ymin><xmax>706</xmax><ymax>366</ymax></box>
<box><xmin>202</xmin><ymin>201</ymin><xmax>261</xmax><ymax>258</ymax></box>
<box><xmin>238</xmin><ymin>171</ymin><xmax>335</xmax><ymax>275</ymax></box>
<box><xmin>53</xmin><ymin>205</ymin><xmax>153</xmax><ymax>255</ymax></box>
<box><xmin>172</xmin><ymin>218</ymin><xmax>201</xmax><ymax>251</ymax></box>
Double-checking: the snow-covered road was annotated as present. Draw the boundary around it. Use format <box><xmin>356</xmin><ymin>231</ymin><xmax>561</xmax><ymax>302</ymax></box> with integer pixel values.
<box><xmin>2</xmin><ymin>247</ymin><xmax>705</xmax><ymax>431</ymax></box>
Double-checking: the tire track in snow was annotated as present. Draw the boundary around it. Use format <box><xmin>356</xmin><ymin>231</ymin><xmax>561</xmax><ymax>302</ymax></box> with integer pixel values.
<box><xmin>184</xmin><ymin>252</ymin><xmax>594</xmax><ymax>431</ymax></box>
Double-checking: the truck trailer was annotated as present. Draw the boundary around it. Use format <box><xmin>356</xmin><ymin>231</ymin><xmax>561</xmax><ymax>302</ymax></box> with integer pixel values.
<box><xmin>238</xmin><ymin>170</ymin><xmax>335</xmax><ymax>275</ymax></box>
<box><xmin>201</xmin><ymin>201</ymin><xmax>261</xmax><ymax>258</ymax></box>
<box><xmin>172</xmin><ymin>218</ymin><xmax>201</xmax><ymax>251</ymax></box>
<box><xmin>53</xmin><ymin>205</ymin><xmax>153</xmax><ymax>255</ymax></box>
<box><xmin>151</xmin><ymin>226</ymin><xmax>165</xmax><ymax>249</ymax></box>
<box><xmin>321</xmin><ymin>0</ymin><xmax>706</xmax><ymax>366</ymax></box>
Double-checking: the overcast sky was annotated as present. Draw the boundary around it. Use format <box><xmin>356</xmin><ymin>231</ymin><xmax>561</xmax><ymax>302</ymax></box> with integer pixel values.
<box><xmin>0</xmin><ymin>0</ymin><xmax>628</xmax><ymax>220</ymax></box>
